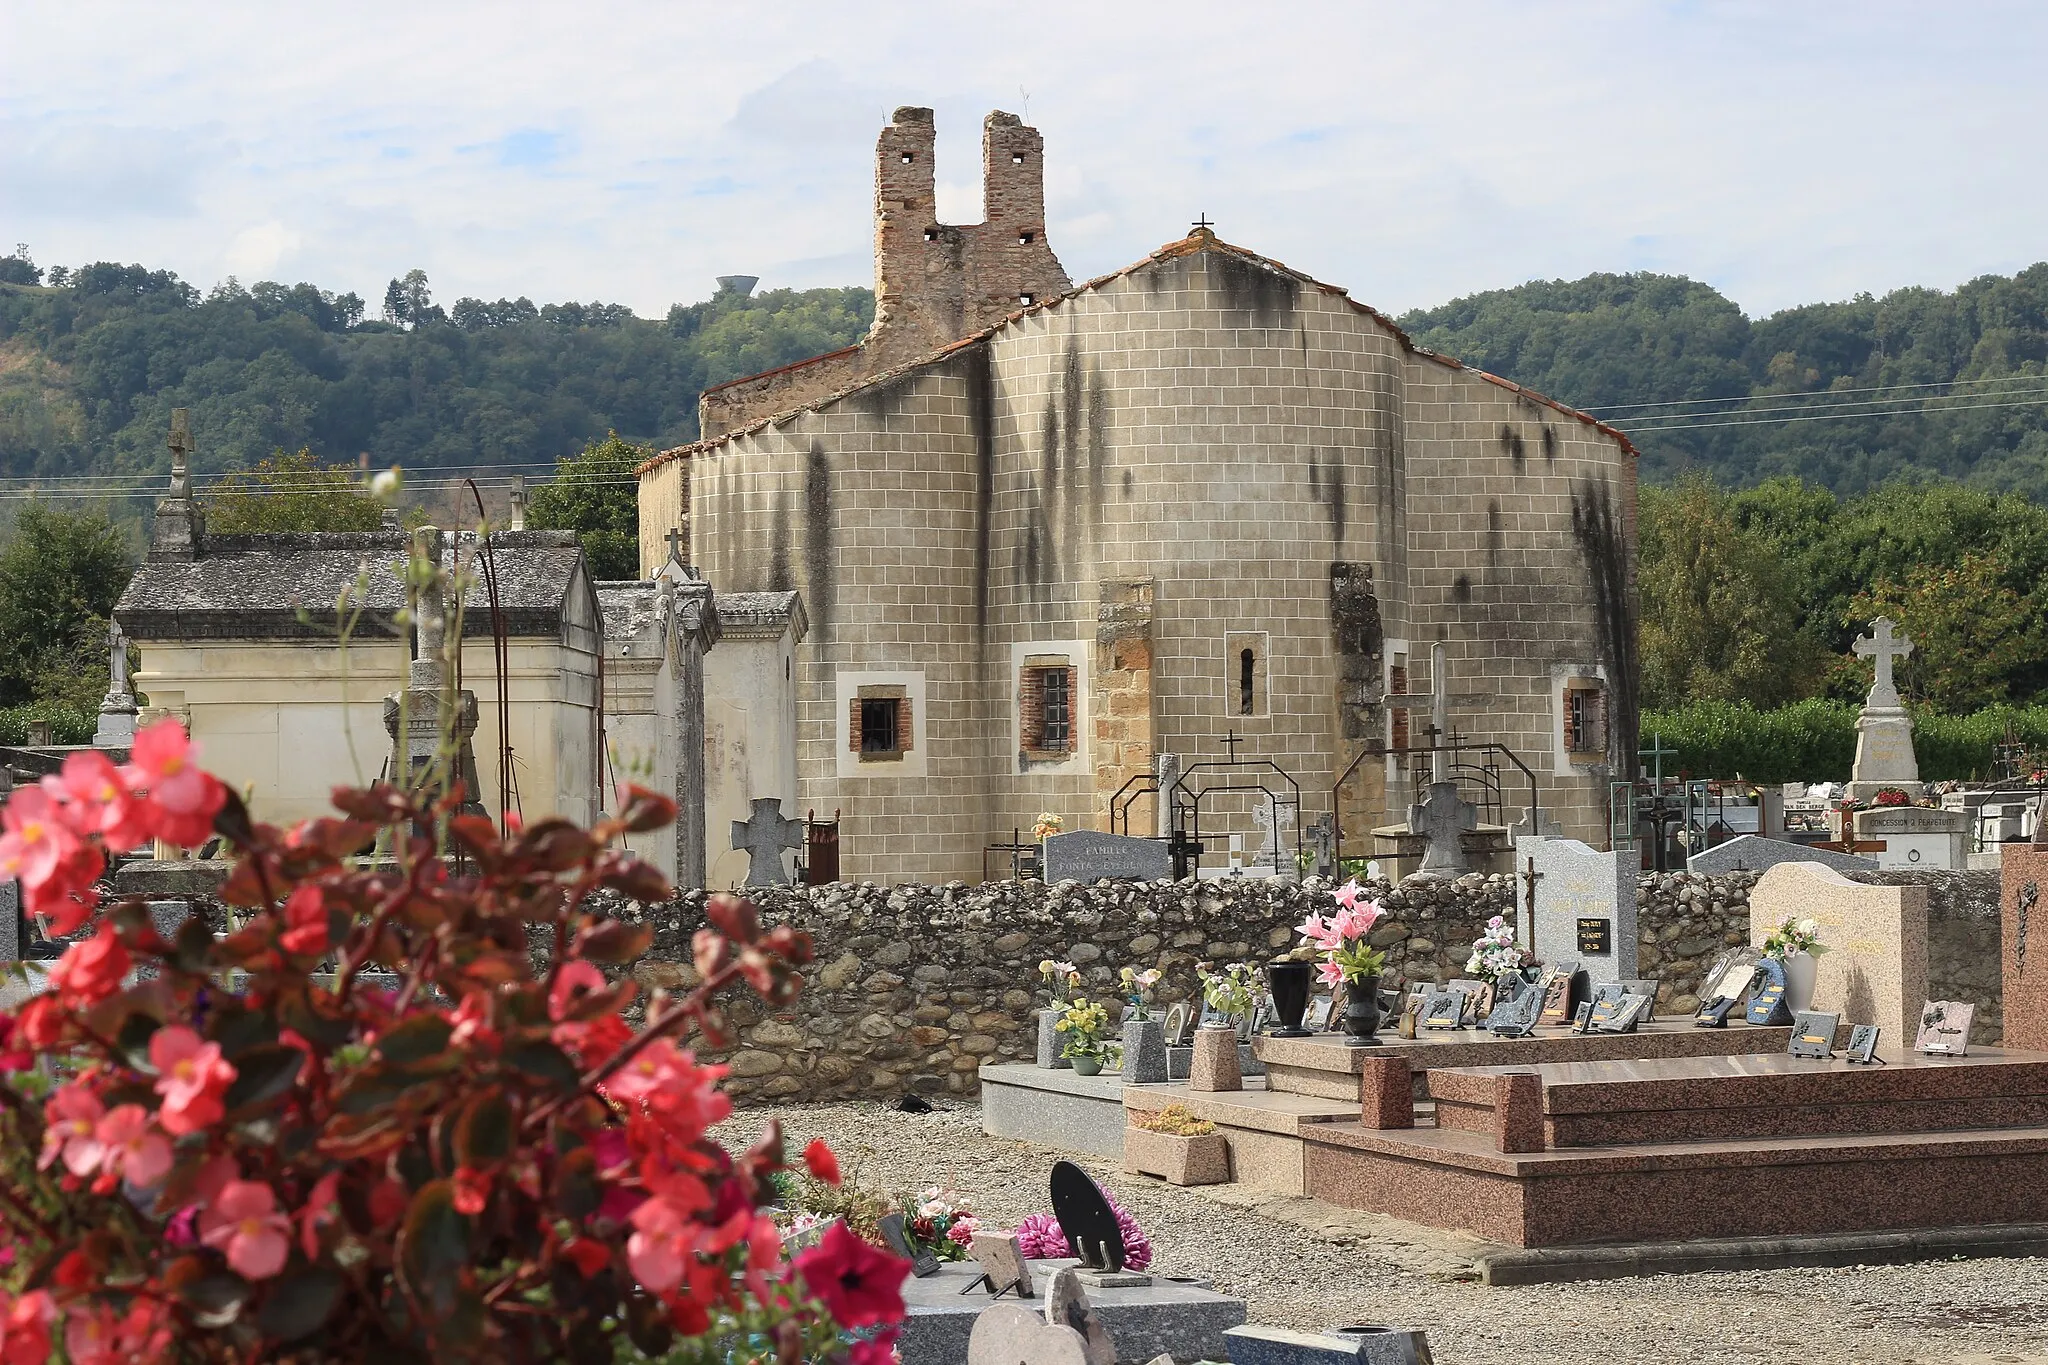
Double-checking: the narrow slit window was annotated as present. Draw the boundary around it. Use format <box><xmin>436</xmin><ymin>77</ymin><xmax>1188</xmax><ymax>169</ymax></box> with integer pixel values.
<box><xmin>1239</xmin><ymin>649</ymin><xmax>1256</xmax><ymax>716</ymax></box>
<box><xmin>860</xmin><ymin>698</ymin><xmax>901</xmax><ymax>755</ymax></box>
<box><xmin>924</xmin><ymin>228</ymin><xmax>938</xmax><ymax>242</ymax></box>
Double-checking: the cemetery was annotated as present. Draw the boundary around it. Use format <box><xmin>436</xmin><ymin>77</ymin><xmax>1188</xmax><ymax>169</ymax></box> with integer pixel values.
<box><xmin>8</xmin><ymin>49</ymin><xmax>2048</xmax><ymax>1365</ymax></box>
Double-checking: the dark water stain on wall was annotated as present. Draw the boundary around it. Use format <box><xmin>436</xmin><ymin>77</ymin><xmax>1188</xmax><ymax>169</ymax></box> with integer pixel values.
<box><xmin>1452</xmin><ymin>574</ymin><xmax>1473</xmax><ymax>603</ymax></box>
<box><xmin>1541</xmin><ymin>424</ymin><xmax>1558</xmax><ymax>465</ymax></box>
<box><xmin>1309</xmin><ymin>450</ymin><xmax>1347</xmax><ymax>547</ymax></box>
<box><xmin>1571</xmin><ymin>476</ymin><xmax>1640</xmax><ymax>775</ymax></box>
<box><xmin>1121</xmin><ymin>470</ymin><xmax>1135</xmax><ymax>497</ymax></box>
<box><xmin>1060</xmin><ymin>338</ymin><xmax>1084</xmax><ymax>558</ymax></box>
<box><xmin>1499</xmin><ymin>425</ymin><xmax>1526</xmax><ymax>471</ymax></box>
<box><xmin>804</xmin><ymin>442</ymin><xmax>835</xmax><ymax>645</ymax></box>
<box><xmin>1209</xmin><ymin>250</ymin><xmax>1300</xmax><ymax>330</ymax></box>
<box><xmin>967</xmin><ymin>345</ymin><xmax>995</xmax><ymax>630</ymax></box>
<box><xmin>1330</xmin><ymin>562</ymin><xmax>1384</xmax><ymax>743</ymax></box>
<box><xmin>1486</xmin><ymin>500</ymin><xmax>1504</xmax><ymax>568</ymax></box>
<box><xmin>767</xmin><ymin>492</ymin><xmax>792</xmax><ymax>593</ymax></box>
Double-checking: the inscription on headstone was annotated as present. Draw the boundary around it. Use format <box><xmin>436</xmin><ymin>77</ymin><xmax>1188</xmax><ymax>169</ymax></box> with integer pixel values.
<box><xmin>1043</xmin><ymin>830</ymin><xmax>1172</xmax><ymax>883</ymax></box>
<box><xmin>1515</xmin><ymin>837</ymin><xmax>1636</xmax><ymax>982</ymax></box>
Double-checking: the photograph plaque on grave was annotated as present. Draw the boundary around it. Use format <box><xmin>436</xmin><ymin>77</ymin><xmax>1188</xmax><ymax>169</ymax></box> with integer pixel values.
<box><xmin>1788</xmin><ymin>1010</ymin><xmax>1840</xmax><ymax>1058</ymax></box>
<box><xmin>1572</xmin><ymin>1001</ymin><xmax>1594</xmax><ymax>1033</ymax></box>
<box><xmin>1845</xmin><ymin>1025</ymin><xmax>1882</xmax><ymax>1064</ymax></box>
<box><xmin>1422</xmin><ymin>991</ymin><xmax>1465</xmax><ymax>1030</ymax></box>
<box><xmin>1914</xmin><ymin>1000</ymin><xmax>1974</xmax><ymax>1056</ymax></box>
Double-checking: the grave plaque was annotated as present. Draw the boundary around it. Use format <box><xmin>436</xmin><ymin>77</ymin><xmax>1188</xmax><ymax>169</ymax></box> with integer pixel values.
<box><xmin>968</xmin><ymin>1231</ymin><xmax>1034</xmax><ymax>1299</ymax></box>
<box><xmin>1745</xmin><ymin>957</ymin><xmax>1792</xmax><ymax>1026</ymax></box>
<box><xmin>1572</xmin><ymin>1001</ymin><xmax>1594</xmax><ymax>1033</ymax></box>
<box><xmin>1751</xmin><ymin>861</ymin><xmax>1928</xmax><ymax>1040</ymax></box>
<box><xmin>1788</xmin><ymin>1011</ymin><xmax>1840</xmax><ymax>1059</ymax></box>
<box><xmin>879</xmin><ymin>1213</ymin><xmax>942</xmax><ymax>1278</ymax></box>
<box><xmin>1421</xmin><ymin>991</ymin><xmax>1465</xmax><ymax>1030</ymax></box>
<box><xmin>1914</xmin><ymin>1000</ymin><xmax>1974</xmax><ymax>1056</ymax></box>
<box><xmin>1043</xmin><ymin>831</ymin><xmax>1172</xmax><ymax>883</ymax></box>
<box><xmin>1538</xmin><ymin>962</ymin><xmax>1582</xmax><ymax>1024</ymax></box>
<box><xmin>1485</xmin><ymin>982</ymin><xmax>1545</xmax><ymax>1038</ymax></box>
<box><xmin>1845</xmin><ymin>1025</ymin><xmax>1882</xmax><ymax>1064</ymax></box>
<box><xmin>1694</xmin><ymin>995</ymin><xmax>1741</xmax><ymax>1028</ymax></box>
<box><xmin>1590</xmin><ymin>993</ymin><xmax>1650</xmax><ymax>1034</ymax></box>
<box><xmin>1515</xmin><ymin>837</ymin><xmax>1638</xmax><ymax>985</ymax></box>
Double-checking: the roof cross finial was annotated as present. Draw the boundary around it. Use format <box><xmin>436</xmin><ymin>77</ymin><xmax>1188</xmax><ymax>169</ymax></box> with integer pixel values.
<box><xmin>665</xmin><ymin>526</ymin><xmax>685</xmax><ymax>563</ymax></box>
<box><xmin>1192</xmin><ymin>213</ymin><xmax>1214</xmax><ymax>234</ymax></box>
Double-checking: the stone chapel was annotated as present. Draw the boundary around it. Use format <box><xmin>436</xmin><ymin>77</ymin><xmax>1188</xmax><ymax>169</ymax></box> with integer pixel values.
<box><xmin>637</xmin><ymin>106</ymin><xmax>1641</xmax><ymax>885</ymax></box>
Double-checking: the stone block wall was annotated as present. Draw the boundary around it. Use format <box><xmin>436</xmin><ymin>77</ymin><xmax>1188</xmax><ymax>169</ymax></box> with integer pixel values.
<box><xmin>591</xmin><ymin>865</ymin><xmax>2006</xmax><ymax>1105</ymax></box>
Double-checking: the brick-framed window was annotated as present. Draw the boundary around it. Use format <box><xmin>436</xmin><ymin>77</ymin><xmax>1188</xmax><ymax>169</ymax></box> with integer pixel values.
<box><xmin>1019</xmin><ymin>657</ymin><xmax>1078</xmax><ymax>759</ymax></box>
<box><xmin>849</xmin><ymin>685</ymin><xmax>912</xmax><ymax>762</ymax></box>
<box><xmin>1565</xmin><ymin>682</ymin><xmax>1607</xmax><ymax>757</ymax></box>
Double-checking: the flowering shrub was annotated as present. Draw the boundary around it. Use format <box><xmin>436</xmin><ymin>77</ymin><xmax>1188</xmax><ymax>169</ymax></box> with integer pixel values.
<box><xmin>1761</xmin><ymin>916</ymin><xmax>1829</xmax><ymax>959</ymax></box>
<box><xmin>1013</xmin><ymin>1196</ymin><xmax>1153</xmax><ymax>1270</ymax></box>
<box><xmin>899</xmin><ymin>1187</ymin><xmax>979</xmax><ymax>1263</ymax></box>
<box><xmin>1297</xmin><ymin>881</ymin><xmax>1389</xmax><ymax>987</ymax></box>
<box><xmin>1464</xmin><ymin>914</ymin><xmax>1533</xmax><ymax>983</ymax></box>
<box><xmin>0</xmin><ymin>719</ymin><xmax>907</xmax><ymax>1361</ymax></box>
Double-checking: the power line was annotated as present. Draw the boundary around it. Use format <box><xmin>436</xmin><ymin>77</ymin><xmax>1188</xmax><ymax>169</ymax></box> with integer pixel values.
<box><xmin>1592</xmin><ymin>370</ymin><xmax>2048</xmax><ymax>416</ymax></box>
<box><xmin>1619</xmin><ymin>392</ymin><xmax>2048</xmax><ymax>436</ymax></box>
<box><xmin>1623</xmin><ymin>381</ymin><xmax>2048</xmax><ymax>430</ymax></box>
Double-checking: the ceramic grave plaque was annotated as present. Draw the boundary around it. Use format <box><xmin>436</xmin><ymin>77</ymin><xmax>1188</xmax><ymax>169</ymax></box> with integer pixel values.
<box><xmin>1914</xmin><ymin>1000</ymin><xmax>1974</xmax><ymax>1056</ymax></box>
<box><xmin>1846</xmin><ymin>1024</ymin><xmax>1882</xmax><ymax>1064</ymax></box>
<box><xmin>1751</xmin><ymin>862</ymin><xmax>1929</xmax><ymax>1039</ymax></box>
<box><xmin>1421</xmin><ymin>991</ymin><xmax>1465</xmax><ymax>1029</ymax></box>
<box><xmin>1538</xmin><ymin>962</ymin><xmax>1582</xmax><ymax>1024</ymax></box>
<box><xmin>1515</xmin><ymin>837</ymin><xmax>1637</xmax><ymax>984</ymax></box>
<box><xmin>969</xmin><ymin>1231</ymin><xmax>1034</xmax><ymax>1299</ymax></box>
<box><xmin>1788</xmin><ymin>1011</ymin><xmax>1840</xmax><ymax>1059</ymax></box>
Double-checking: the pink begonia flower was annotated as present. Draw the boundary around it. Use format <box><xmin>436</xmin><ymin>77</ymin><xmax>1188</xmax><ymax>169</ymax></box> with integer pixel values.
<box><xmin>200</xmin><ymin>1180</ymin><xmax>292</xmax><ymax>1280</ymax></box>
<box><xmin>125</xmin><ymin>718</ymin><xmax>226</xmax><ymax>848</ymax></box>
<box><xmin>0</xmin><ymin>786</ymin><xmax>82</xmax><ymax>888</ymax></box>
<box><xmin>38</xmin><ymin>1083</ymin><xmax>105</xmax><ymax>1175</ymax></box>
<box><xmin>93</xmin><ymin>1104</ymin><xmax>172</xmax><ymax>1188</ymax></box>
<box><xmin>604</xmin><ymin>1036</ymin><xmax>686</xmax><ymax>1105</ymax></box>
<box><xmin>626</xmin><ymin>1193</ymin><xmax>692</xmax><ymax>1293</ymax></box>
<box><xmin>277</xmin><ymin>885</ymin><xmax>328</xmax><ymax>956</ymax></box>
<box><xmin>59</xmin><ymin>749</ymin><xmax>151</xmax><ymax>851</ymax></box>
<box><xmin>150</xmin><ymin>1025</ymin><xmax>237</xmax><ymax>1135</ymax></box>
<box><xmin>0</xmin><ymin>1288</ymin><xmax>55</xmax><ymax>1365</ymax></box>
<box><xmin>549</xmin><ymin>960</ymin><xmax>607</xmax><ymax>1022</ymax></box>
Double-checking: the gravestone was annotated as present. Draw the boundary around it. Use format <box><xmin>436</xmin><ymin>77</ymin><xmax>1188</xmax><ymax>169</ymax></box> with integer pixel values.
<box><xmin>94</xmin><ymin>618</ymin><xmax>137</xmax><ymax>748</ymax></box>
<box><xmin>1050</xmin><ymin>1160</ymin><xmax>1142</xmax><ymax>1283</ymax></box>
<box><xmin>1404</xmin><ymin>781</ymin><xmax>1477</xmax><ymax>881</ymax></box>
<box><xmin>1750</xmin><ymin>861</ymin><xmax>1928</xmax><ymax>1040</ymax></box>
<box><xmin>1044</xmin><ymin>830</ymin><xmax>1171</xmax><ymax>883</ymax></box>
<box><xmin>1850</xmin><ymin>804</ymin><xmax>1970</xmax><ymax>872</ymax></box>
<box><xmin>0</xmin><ymin>879</ymin><xmax>18</xmax><ymax>963</ymax></box>
<box><xmin>1045</xmin><ymin>1268</ymin><xmax>1118</xmax><ymax>1365</ymax></box>
<box><xmin>730</xmin><ymin>797</ymin><xmax>803</xmax><ymax>886</ymax></box>
<box><xmin>2003</xmin><ymin>844</ymin><xmax>2048</xmax><ymax>1051</ymax></box>
<box><xmin>1688</xmin><ymin>834</ymin><xmax>1876</xmax><ymax>876</ymax></box>
<box><xmin>1514</xmin><ymin>837</ymin><xmax>1637</xmax><ymax>983</ymax></box>
<box><xmin>967</xmin><ymin>1303</ymin><xmax>1089</xmax><ymax>1365</ymax></box>
<box><xmin>1846</xmin><ymin>618</ymin><xmax>1924</xmax><ymax>802</ymax></box>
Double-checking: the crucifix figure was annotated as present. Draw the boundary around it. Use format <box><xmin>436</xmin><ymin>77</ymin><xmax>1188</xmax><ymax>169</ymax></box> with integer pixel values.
<box><xmin>1522</xmin><ymin>855</ymin><xmax>1544</xmax><ymax>932</ymax></box>
<box><xmin>731</xmin><ymin>798</ymin><xmax>804</xmax><ymax>886</ymax></box>
<box><xmin>1852</xmin><ymin>617</ymin><xmax>1913</xmax><ymax>708</ymax></box>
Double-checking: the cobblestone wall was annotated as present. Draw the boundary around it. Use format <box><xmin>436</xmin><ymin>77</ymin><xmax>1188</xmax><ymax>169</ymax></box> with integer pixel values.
<box><xmin>600</xmin><ymin>866</ymin><xmax>2006</xmax><ymax>1103</ymax></box>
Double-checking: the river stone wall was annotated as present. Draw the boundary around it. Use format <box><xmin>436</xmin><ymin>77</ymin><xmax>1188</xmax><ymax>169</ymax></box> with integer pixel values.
<box><xmin>598</xmin><ymin>865</ymin><xmax>2005</xmax><ymax>1104</ymax></box>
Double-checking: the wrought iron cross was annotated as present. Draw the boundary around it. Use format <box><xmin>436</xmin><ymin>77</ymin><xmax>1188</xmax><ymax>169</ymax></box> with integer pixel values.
<box><xmin>1639</xmin><ymin>731</ymin><xmax>1677</xmax><ymax>785</ymax></box>
<box><xmin>1220</xmin><ymin>730</ymin><xmax>1244</xmax><ymax>762</ymax></box>
<box><xmin>1192</xmin><ymin>213</ymin><xmax>1214</xmax><ymax>232</ymax></box>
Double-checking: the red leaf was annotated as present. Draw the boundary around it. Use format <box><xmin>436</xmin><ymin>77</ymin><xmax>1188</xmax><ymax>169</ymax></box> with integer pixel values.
<box><xmin>705</xmin><ymin>894</ymin><xmax>761</xmax><ymax>945</ymax></box>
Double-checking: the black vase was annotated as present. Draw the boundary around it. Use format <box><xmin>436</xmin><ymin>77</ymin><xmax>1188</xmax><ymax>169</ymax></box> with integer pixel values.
<box><xmin>1266</xmin><ymin>961</ymin><xmax>1313</xmax><ymax>1037</ymax></box>
<box><xmin>1341</xmin><ymin>974</ymin><xmax>1383</xmax><ymax>1047</ymax></box>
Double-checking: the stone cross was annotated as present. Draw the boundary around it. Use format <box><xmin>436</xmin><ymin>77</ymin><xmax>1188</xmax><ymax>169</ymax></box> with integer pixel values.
<box><xmin>1853</xmin><ymin>617</ymin><xmax>1913</xmax><ymax>708</ymax></box>
<box><xmin>94</xmin><ymin>618</ymin><xmax>138</xmax><ymax>749</ymax></box>
<box><xmin>730</xmin><ymin>797</ymin><xmax>803</xmax><ymax>886</ymax></box>
<box><xmin>665</xmin><ymin>526</ymin><xmax>685</xmax><ymax>564</ymax></box>
<box><xmin>1407</xmin><ymin>779</ymin><xmax>1477</xmax><ymax>880</ymax></box>
<box><xmin>1154</xmin><ymin>751</ymin><xmax>1180</xmax><ymax>839</ymax></box>
<box><xmin>168</xmin><ymin>408</ymin><xmax>194</xmax><ymax>499</ymax></box>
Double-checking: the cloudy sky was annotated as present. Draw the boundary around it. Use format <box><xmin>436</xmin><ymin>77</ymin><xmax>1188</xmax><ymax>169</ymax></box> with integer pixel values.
<box><xmin>5</xmin><ymin>1</ymin><xmax>2043</xmax><ymax>321</ymax></box>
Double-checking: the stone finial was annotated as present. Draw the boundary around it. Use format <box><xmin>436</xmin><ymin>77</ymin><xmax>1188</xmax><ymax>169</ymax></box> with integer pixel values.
<box><xmin>410</xmin><ymin>526</ymin><xmax>447</xmax><ymax>689</ymax></box>
<box><xmin>148</xmin><ymin>408</ymin><xmax>204</xmax><ymax>562</ymax></box>
<box><xmin>509</xmin><ymin>475</ymin><xmax>527</xmax><ymax>531</ymax></box>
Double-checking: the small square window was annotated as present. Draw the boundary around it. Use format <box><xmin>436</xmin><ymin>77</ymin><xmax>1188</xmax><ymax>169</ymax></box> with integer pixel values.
<box><xmin>1012</xmin><ymin>152</ymin><xmax>1024</xmax><ymax>165</ymax></box>
<box><xmin>1018</xmin><ymin>293</ymin><xmax>1035</xmax><ymax>306</ymax></box>
<box><xmin>1019</xmin><ymin>660</ymin><xmax>1077</xmax><ymax>760</ymax></box>
<box><xmin>924</xmin><ymin>228</ymin><xmax>939</xmax><ymax>242</ymax></box>
<box><xmin>900</xmin><ymin>151</ymin><xmax>914</xmax><ymax>164</ymax></box>
<box><xmin>1019</xmin><ymin>231</ymin><xmax>1035</xmax><ymax>245</ymax></box>
<box><xmin>861</xmin><ymin>698</ymin><xmax>902</xmax><ymax>756</ymax></box>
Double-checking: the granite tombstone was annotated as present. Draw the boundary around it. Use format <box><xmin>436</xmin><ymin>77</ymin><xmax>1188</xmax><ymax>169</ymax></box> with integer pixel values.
<box><xmin>1514</xmin><ymin>837</ymin><xmax>1637</xmax><ymax>985</ymax></box>
<box><xmin>1044</xmin><ymin>830</ymin><xmax>1172</xmax><ymax>884</ymax></box>
<box><xmin>1750</xmin><ymin>861</ymin><xmax>1929</xmax><ymax>1040</ymax></box>
<box><xmin>1688</xmin><ymin>834</ymin><xmax>1876</xmax><ymax>876</ymax></box>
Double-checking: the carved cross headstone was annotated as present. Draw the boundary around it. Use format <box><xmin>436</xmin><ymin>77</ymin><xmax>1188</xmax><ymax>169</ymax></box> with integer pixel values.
<box><xmin>1853</xmin><ymin>617</ymin><xmax>1913</xmax><ymax>708</ymax></box>
<box><xmin>1407</xmin><ymin>780</ymin><xmax>1477</xmax><ymax>880</ymax></box>
<box><xmin>665</xmin><ymin>525</ymin><xmax>685</xmax><ymax>564</ymax></box>
<box><xmin>730</xmin><ymin>798</ymin><xmax>803</xmax><ymax>886</ymax></box>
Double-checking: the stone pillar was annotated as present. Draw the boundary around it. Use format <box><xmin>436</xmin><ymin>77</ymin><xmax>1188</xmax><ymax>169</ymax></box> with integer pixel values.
<box><xmin>2004</xmin><ymin>845</ymin><xmax>2048</xmax><ymax>1052</ymax></box>
<box><xmin>669</xmin><ymin>576</ymin><xmax>719</xmax><ymax>889</ymax></box>
<box><xmin>1493</xmin><ymin>1072</ymin><xmax>1545</xmax><ymax>1154</ymax></box>
<box><xmin>1360</xmin><ymin>1057</ymin><xmax>1414</xmax><ymax>1130</ymax></box>
<box><xmin>1093</xmin><ymin>579</ymin><xmax>1156</xmax><ymax>834</ymax></box>
<box><xmin>95</xmin><ymin>619</ymin><xmax>138</xmax><ymax>748</ymax></box>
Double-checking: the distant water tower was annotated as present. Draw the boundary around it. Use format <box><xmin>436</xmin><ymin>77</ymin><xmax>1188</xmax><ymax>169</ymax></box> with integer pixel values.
<box><xmin>716</xmin><ymin>275</ymin><xmax>759</xmax><ymax>298</ymax></box>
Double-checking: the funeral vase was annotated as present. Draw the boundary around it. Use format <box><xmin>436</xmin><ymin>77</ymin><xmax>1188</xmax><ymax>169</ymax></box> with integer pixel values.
<box><xmin>1341</xmin><ymin>974</ymin><xmax>1383</xmax><ymax>1045</ymax></box>
<box><xmin>1036</xmin><ymin>1009</ymin><xmax>1071</xmax><ymax>1069</ymax></box>
<box><xmin>1188</xmin><ymin>1024</ymin><xmax>1244</xmax><ymax>1092</ymax></box>
<box><xmin>1782</xmin><ymin>951</ymin><xmax>1818</xmax><ymax>1013</ymax></box>
<box><xmin>1265</xmin><ymin>960</ymin><xmax>1313</xmax><ymax>1037</ymax></box>
<box><xmin>1121</xmin><ymin>1018</ymin><xmax>1169</xmax><ymax>1084</ymax></box>
<box><xmin>1071</xmin><ymin>1054</ymin><xmax>1103</xmax><ymax>1077</ymax></box>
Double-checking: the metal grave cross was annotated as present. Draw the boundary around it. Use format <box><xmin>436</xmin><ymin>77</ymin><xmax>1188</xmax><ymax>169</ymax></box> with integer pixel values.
<box><xmin>1522</xmin><ymin>855</ymin><xmax>1544</xmax><ymax>926</ymax></box>
<box><xmin>1192</xmin><ymin>213</ymin><xmax>1214</xmax><ymax>232</ymax></box>
<box><xmin>1639</xmin><ymin>731</ymin><xmax>1677</xmax><ymax>785</ymax></box>
<box><xmin>730</xmin><ymin>798</ymin><xmax>804</xmax><ymax>886</ymax></box>
<box><xmin>1852</xmin><ymin>617</ymin><xmax>1914</xmax><ymax>707</ymax></box>
<box><xmin>1219</xmin><ymin>730</ymin><xmax>1245</xmax><ymax>762</ymax></box>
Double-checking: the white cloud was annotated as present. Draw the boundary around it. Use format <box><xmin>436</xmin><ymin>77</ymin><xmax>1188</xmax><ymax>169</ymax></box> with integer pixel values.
<box><xmin>1</xmin><ymin>1</ymin><xmax>2044</xmax><ymax>318</ymax></box>
<box><xmin>223</xmin><ymin>221</ymin><xmax>300</xmax><ymax>278</ymax></box>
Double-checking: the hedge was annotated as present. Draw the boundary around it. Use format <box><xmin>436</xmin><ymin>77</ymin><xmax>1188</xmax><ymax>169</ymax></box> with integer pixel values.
<box><xmin>0</xmin><ymin>704</ymin><xmax>98</xmax><ymax>747</ymax></box>
<box><xmin>1640</xmin><ymin>701</ymin><xmax>2048</xmax><ymax>785</ymax></box>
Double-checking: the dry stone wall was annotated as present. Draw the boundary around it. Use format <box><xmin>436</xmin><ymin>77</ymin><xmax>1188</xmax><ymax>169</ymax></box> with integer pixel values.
<box><xmin>595</xmin><ymin>865</ymin><xmax>2005</xmax><ymax>1104</ymax></box>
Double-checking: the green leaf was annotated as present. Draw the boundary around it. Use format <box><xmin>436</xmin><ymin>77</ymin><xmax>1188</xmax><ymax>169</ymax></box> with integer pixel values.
<box><xmin>454</xmin><ymin>1090</ymin><xmax>515</xmax><ymax>1169</ymax></box>
<box><xmin>553</xmin><ymin>1147</ymin><xmax>599</xmax><ymax>1220</ymax></box>
<box><xmin>256</xmin><ymin>1266</ymin><xmax>343</xmax><ymax>1342</ymax></box>
<box><xmin>224</xmin><ymin>1043</ymin><xmax>303</xmax><ymax>1113</ymax></box>
<box><xmin>503</xmin><ymin>1039</ymin><xmax>581</xmax><ymax>1092</ymax></box>
<box><xmin>375</xmin><ymin>1013</ymin><xmax>453</xmax><ymax>1065</ymax></box>
<box><xmin>401</xmin><ymin>1180</ymin><xmax>470</xmax><ymax>1283</ymax></box>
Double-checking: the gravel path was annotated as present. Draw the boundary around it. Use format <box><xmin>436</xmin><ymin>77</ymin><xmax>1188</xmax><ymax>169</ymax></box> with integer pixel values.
<box><xmin>720</xmin><ymin>1102</ymin><xmax>2048</xmax><ymax>1365</ymax></box>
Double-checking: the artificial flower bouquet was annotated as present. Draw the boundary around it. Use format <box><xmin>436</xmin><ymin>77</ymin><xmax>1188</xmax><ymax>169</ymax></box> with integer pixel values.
<box><xmin>1464</xmin><ymin>913</ymin><xmax>1533</xmax><ymax>983</ymax></box>
<box><xmin>1761</xmin><ymin>915</ymin><xmax>1828</xmax><ymax>959</ymax></box>
<box><xmin>1297</xmin><ymin>880</ymin><xmax>1389</xmax><ymax>986</ymax></box>
<box><xmin>1038</xmin><ymin>958</ymin><xmax>1082</xmax><ymax>1005</ymax></box>
<box><xmin>1118</xmin><ymin>965</ymin><xmax>1163</xmax><ymax>1020</ymax></box>
<box><xmin>899</xmin><ymin>1187</ymin><xmax>980</xmax><ymax>1263</ymax></box>
<box><xmin>1054</xmin><ymin>997</ymin><xmax>1116</xmax><ymax>1064</ymax></box>
<box><xmin>1031</xmin><ymin>812</ymin><xmax>1063</xmax><ymax>842</ymax></box>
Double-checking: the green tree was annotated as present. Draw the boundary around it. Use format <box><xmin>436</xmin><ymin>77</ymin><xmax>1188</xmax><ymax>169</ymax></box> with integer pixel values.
<box><xmin>1847</xmin><ymin>553</ymin><xmax>2046</xmax><ymax>712</ymax></box>
<box><xmin>526</xmin><ymin>433</ymin><xmax>645</xmax><ymax>580</ymax></box>
<box><xmin>203</xmin><ymin>448</ymin><xmax>384</xmax><ymax>532</ymax></box>
<box><xmin>0</xmin><ymin>501</ymin><xmax>131</xmax><ymax>707</ymax></box>
<box><xmin>1637</xmin><ymin>476</ymin><xmax>1822</xmax><ymax>707</ymax></box>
